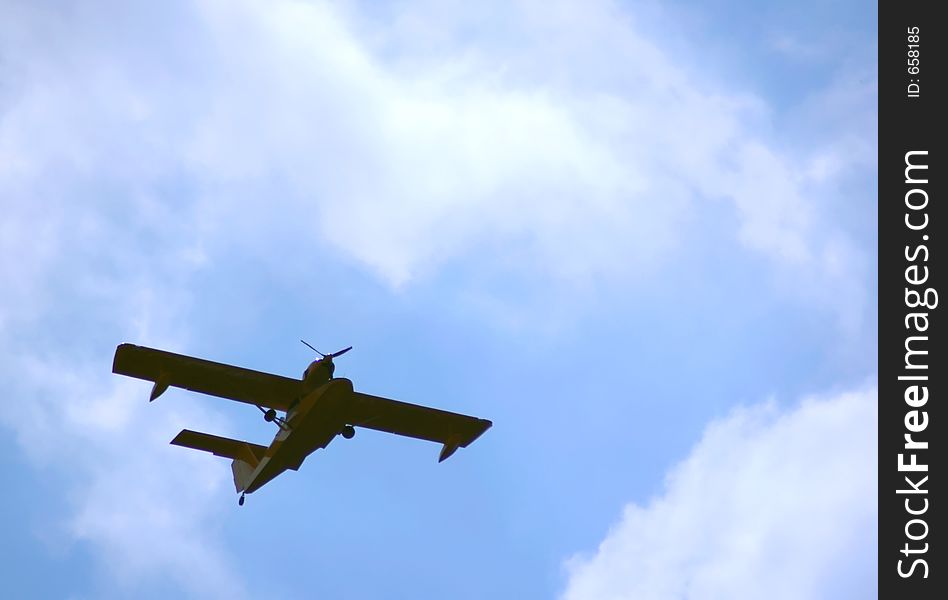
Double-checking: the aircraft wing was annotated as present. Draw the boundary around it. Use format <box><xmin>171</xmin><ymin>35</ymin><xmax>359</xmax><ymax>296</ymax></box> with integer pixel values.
<box><xmin>112</xmin><ymin>343</ymin><xmax>301</xmax><ymax>411</ymax></box>
<box><xmin>342</xmin><ymin>392</ymin><xmax>492</xmax><ymax>462</ymax></box>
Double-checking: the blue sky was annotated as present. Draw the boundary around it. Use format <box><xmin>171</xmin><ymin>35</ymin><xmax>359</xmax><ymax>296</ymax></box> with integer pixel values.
<box><xmin>1</xmin><ymin>1</ymin><xmax>876</xmax><ymax>598</ymax></box>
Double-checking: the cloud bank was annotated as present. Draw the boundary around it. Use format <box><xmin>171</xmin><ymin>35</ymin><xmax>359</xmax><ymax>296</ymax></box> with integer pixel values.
<box><xmin>561</xmin><ymin>386</ymin><xmax>877</xmax><ymax>600</ymax></box>
<box><xmin>2</xmin><ymin>0</ymin><xmax>874</xmax><ymax>305</ymax></box>
<box><xmin>184</xmin><ymin>0</ymin><xmax>873</xmax><ymax>309</ymax></box>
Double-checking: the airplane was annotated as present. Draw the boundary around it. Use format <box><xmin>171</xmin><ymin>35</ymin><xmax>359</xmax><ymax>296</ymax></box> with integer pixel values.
<box><xmin>112</xmin><ymin>341</ymin><xmax>492</xmax><ymax>505</ymax></box>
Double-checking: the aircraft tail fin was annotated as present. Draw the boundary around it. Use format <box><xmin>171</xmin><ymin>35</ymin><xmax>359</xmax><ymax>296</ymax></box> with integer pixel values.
<box><xmin>171</xmin><ymin>429</ymin><xmax>267</xmax><ymax>492</ymax></box>
<box><xmin>231</xmin><ymin>459</ymin><xmax>256</xmax><ymax>493</ymax></box>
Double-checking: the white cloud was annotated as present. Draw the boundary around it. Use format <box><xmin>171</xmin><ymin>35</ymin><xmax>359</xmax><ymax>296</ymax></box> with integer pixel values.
<box><xmin>1</xmin><ymin>0</ymin><xmax>874</xmax><ymax>311</ymax></box>
<box><xmin>0</xmin><ymin>16</ymin><xmax>241</xmax><ymax>586</ymax></box>
<box><xmin>180</xmin><ymin>2</ymin><xmax>863</xmax><ymax>294</ymax></box>
<box><xmin>1</xmin><ymin>319</ymin><xmax>246</xmax><ymax>598</ymax></box>
<box><xmin>67</xmin><ymin>409</ymin><xmax>242</xmax><ymax>599</ymax></box>
<box><xmin>561</xmin><ymin>386</ymin><xmax>877</xmax><ymax>600</ymax></box>
<box><xmin>181</xmin><ymin>0</ymin><xmax>873</xmax><ymax>338</ymax></box>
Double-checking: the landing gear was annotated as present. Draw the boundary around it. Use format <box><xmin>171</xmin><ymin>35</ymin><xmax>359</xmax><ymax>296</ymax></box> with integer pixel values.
<box><xmin>238</xmin><ymin>494</ymin><xmax>245</xmax><ymax>506</ymax></box>
<box><xmin>256</xmin><ymin>405</ymin><xmax>289</xmax><ymax>431</ymax></box>
<box><xmin>341</xmin><ymin>424</ymin><xmax>355</xmax><ymax>439</ymax></box>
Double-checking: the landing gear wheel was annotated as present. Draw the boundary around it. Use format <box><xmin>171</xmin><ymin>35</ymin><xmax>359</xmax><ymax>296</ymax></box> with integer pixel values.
<box><xmin>264</xmin><ymin>409</ymin><xmax>277</xmax><ymax>422</ymax></box>
<box><xmin>341</xmin><ymin>424</ymin><xmax>355</xmax><ymax>439</ymax></box>
<box><xmin>238</xmin><ymin>494</ymin><xmax>245</xmax><ymax>506</ymax></box>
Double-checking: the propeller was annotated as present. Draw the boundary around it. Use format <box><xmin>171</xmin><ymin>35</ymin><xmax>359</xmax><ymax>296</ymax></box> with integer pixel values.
<box><xmin>301</xmin><ymin>339</ymin><xmax>352</xmax><ymax>359</ymax></box>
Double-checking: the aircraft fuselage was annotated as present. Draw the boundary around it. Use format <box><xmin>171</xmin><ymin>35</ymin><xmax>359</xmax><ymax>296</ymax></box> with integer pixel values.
<box><xmin>240</xmin><ymin>377</ymin><xmax>353</xmax><ymax>494</ymax></box>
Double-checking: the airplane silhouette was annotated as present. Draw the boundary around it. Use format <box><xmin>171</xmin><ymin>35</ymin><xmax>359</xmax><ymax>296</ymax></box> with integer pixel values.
<box><xmin>112</xmin><ymin>342</ymin><xmax>492</xmax><ymax>505</ymax></box>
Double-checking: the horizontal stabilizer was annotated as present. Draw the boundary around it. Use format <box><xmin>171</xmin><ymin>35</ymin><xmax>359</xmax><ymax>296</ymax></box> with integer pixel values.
<box><xmin>171</xmin><ymin>429</ymin><xmax>267</xmax><ymax>467</ymax></box>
